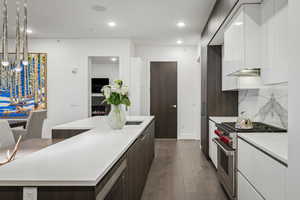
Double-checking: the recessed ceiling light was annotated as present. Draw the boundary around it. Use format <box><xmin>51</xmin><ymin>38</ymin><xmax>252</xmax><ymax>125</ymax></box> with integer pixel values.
<box><xmin>176</xmin><ymin>21</ymin><xmax>186</xmax><ymax>28</ymax></box>
<box><xmin>111</xmin><ymin>57</ymin><xmax>117</xmax><ymax>62</ymax></box>
<box><xmin>26</xmin><ymin>29</ymin><xmax>33</xmax><ymax>34</ymax></box>
<box><xmin>176</xmin><ymin>40</ymin><xmax>183</xmax><ymax>44</ymax></box>
<box><xmin>234</xmin><ymin>22</ymin><xmax>243</xmax><ymax>26</ymax></box>
<box><xmin>107</xmin><ymin>21</ymin><xmax>116</xmax><ymax>27</ymax></box>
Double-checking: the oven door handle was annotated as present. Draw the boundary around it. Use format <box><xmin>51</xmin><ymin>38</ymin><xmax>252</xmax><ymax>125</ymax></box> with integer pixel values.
<box><xmin>213</xmin><ymin>138</ymin><xmax>235</xmax><ymax>156</ymax></box>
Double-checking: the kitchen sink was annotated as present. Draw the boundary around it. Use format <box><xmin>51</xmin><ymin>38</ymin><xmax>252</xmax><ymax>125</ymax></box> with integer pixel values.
<box><xmin>125</xmin><ymin>121</ymin><xmax>143</xmax><ymax>125</ymax></box>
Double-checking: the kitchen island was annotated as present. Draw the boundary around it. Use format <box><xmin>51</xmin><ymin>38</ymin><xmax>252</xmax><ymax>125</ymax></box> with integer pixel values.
<box><xmin>0</xmin><ymin>116</ymin><xmax>155</xmax><ymax>200</ymax></box>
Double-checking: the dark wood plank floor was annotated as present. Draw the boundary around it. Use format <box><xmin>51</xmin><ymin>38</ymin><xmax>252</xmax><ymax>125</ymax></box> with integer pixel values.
<box><xmin>141</xmin><ymin>140</ymin><xmax>228</xmax><ymax>200</ymax></box>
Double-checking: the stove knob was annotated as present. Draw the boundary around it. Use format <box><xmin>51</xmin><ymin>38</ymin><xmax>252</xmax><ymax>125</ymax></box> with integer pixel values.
<box><xmin>220</xmin><ymin>136</ymin><xmax>231</xmax><ymax>144</ymax></box>
<box><xmin>214</xmin><ymin>130</ymin><xmax>222</xmax><ymax>136</ymax></box>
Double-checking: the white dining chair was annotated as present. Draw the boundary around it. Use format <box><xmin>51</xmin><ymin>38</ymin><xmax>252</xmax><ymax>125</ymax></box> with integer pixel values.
<box><xmin>12</xmin><ymin>110</ymin><xmax>47</xmax><ymax>141</ymax></box>
<box><xmin>0</xmin><ymin>120</ymin><xmax>16</xmax><ymax>149</ymax></box>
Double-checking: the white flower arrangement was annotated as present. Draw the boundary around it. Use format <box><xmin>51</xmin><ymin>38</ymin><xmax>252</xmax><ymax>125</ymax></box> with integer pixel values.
<box><xmin>101</xmin><ymin>80</ymin><xmax>131</xmax><ymax>109</ymax></box>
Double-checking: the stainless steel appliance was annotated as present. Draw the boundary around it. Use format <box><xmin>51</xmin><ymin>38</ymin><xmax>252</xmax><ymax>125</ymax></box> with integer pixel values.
<box><xmin>213</xmin><ymin>122</ymin><xmax>287</xmax><ymax>200</ymax></box>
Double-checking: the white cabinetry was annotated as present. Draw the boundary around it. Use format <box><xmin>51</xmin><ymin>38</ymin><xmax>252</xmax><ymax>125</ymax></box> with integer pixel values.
<box><xmin>222</xmin><ymin>4</ymin><xmax>262</xmax><ymax>91</ymax></box>
<box><xmin>208</xmin><ymin>120</ymin><xmax>218</xmax><ymax>168</ymax></box>
<box><xmin>238</xmin><ymin>138</ymin><xmax>287</xmax><ymax>200</ymax></box>
<box><xmin>261</xmin><ymin>0</ymin><xmax>288</xmax><ymax>84</ymax></box>
<box><xmin>238</xmin><ymin>172</ymin><xmax>264</xmax><ymax>200</ymax></box>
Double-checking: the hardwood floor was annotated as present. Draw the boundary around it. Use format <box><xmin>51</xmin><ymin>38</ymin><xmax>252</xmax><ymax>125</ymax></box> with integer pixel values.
<box><xmin>141</xmin><ymin>140</ymin><xmax>228</xmax><ymax>200</ymax></box>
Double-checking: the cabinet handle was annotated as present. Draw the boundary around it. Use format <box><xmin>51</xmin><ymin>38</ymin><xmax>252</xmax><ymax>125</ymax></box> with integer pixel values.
<box><xmin>141</xmin><ymin>133</ymin><xmax>147</xmax><ymax>141</ymax></box>
<box><xmin>96</xmin><ymin>159</ymin><xmax>127</xmax><ymax>200</ymax></box>
<box><xmin>213</xmin><ymin>138</ymin><xmax>234</xmax><ymax>156</ymax></box>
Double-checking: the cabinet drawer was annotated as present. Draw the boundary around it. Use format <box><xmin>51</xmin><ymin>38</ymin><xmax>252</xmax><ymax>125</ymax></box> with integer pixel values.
<box><xmin>238</xmin><ymin>138</ymin><xmax>287</xmax><ymax>200</ymax></box>
<box><xmin>238</xmin><ymin>172</ymin><xmax>264</xmax><ymax>200</ymax></box>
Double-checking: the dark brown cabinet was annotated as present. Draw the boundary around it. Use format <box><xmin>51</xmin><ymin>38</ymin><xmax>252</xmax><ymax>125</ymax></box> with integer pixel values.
<box><xmin>127</xmin><ymin>121</ymin><xmax>155</xmax><ymax>200</ymax></box>
<box><xmin>200</xmin><ymin>45</ymin><xmax>238</xmax><ymax>159</ymax></box>
<box><xmin>200</xmin><ymin>0</ymin><xmax>240</xmax><ymax>159</ymax></box>
<box><xmin>104</xmin><ymin>170</ymin><xmax>127</xmax><ymax>200</ymax></box>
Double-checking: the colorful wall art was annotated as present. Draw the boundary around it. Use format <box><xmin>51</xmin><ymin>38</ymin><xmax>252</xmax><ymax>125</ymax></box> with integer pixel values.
<box><xmin>0</xmin><ymin>53</ymin><xmax>47</xmax><ymax>118</ymax></box>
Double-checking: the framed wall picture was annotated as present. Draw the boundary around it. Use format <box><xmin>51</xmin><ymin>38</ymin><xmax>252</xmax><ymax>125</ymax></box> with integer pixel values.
<box><xmin>0</xmin><ymin>53</ymin><xmax>47</xmax><ymax>118</ymax></box>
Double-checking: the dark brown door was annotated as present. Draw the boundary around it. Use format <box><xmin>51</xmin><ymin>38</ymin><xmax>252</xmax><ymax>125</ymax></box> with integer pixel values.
<box><xmin>150</xmin><ymin>62</ymin><xmax>177</xmax><ymax>138</ymax></box>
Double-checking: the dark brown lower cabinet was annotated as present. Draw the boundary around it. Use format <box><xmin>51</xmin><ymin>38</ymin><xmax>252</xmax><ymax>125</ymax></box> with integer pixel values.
<box><xmin>0</xmin><ymin>120</ymin><xmax>155</xmax><ymax>200</ymax></box>
<box><xmin>103</xmin><ymin>171</ymin><xmax>127</xmax><ymax>200</ymax></box>
<box><xmin>127</xmin><ymin>121</ymin><xmax>155</xmax><ymax>200</ymax></box>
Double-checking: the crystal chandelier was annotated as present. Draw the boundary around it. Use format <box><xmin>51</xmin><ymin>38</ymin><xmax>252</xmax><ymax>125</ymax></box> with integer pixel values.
<box><xmin>1</xmin><ymin>0</ymin><xmax>29</xmax><ymax>68</ymax></box>
<box><xmin>0</xmin><ymin>0</ymin><xmax>29</xmax><ymax>102</ymax></box>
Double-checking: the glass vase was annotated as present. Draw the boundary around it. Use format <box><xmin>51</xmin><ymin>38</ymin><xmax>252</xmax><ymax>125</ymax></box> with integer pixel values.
<box><xmin>107</xmin><ymin>104</ymin><xmax>126</xmax><ymax>129</ymax></box>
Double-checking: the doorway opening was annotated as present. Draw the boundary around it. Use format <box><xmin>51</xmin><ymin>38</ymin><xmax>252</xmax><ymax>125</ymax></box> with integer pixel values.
<box><xmin>88</xmin><ymin>56</ymin><xmax>120</xmax><ymax>117</ymax></box>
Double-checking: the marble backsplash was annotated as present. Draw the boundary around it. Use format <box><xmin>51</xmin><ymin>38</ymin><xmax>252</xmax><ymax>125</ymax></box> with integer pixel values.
<box><xmin>239</xmin><ymin>83</ymin><xmax>288</xmax><ymax>129</ymax></box>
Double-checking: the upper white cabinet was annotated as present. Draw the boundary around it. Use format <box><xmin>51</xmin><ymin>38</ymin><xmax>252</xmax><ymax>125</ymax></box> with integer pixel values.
<box><xmin>223</xmin><ymin>4</ymin><xmax>262</xmax><ymax>73</ymax></box>
<box><xmin>261</xmin><ymin>0</ymin><xmax>288</xmax><ymax>84</ymax></box>
<box><xmin>222</xmin><ymin>4</ymin><xmax>262</xmax><ymax>91</ymax></box>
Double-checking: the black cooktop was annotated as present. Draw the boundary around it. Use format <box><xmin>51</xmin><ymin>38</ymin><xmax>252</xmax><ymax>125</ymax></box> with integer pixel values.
<box><xmin>218</xmin><ymin>122</ymin><xmax>287</xmax><ymax>133</ymax></box>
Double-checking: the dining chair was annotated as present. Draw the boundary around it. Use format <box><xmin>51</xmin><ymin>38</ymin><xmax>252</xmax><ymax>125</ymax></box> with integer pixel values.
<box><xmin>12</xmin><ymin>110</ymin><xmax>47</xmax><ymax>141</ymax></box>
<box><xmin>0</xmin><ymin>120</ymin><xmax>15</xmax><ymax>149</ymax></box>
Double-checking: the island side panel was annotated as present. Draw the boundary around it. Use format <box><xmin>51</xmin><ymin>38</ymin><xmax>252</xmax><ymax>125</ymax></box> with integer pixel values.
<box><xmin>0</xmin><ymin>187</ymin><xmax>22</xmax><ymax>200</ymax></box>
<box><xmin>38</xmin><ymin>186</ymin><xmax>95</xmax><ymax>200</ymax></box>
<box><xmin>52</xmin><ymin>129</ymin><xmax>90</xmax><ymax>139</ymax></box>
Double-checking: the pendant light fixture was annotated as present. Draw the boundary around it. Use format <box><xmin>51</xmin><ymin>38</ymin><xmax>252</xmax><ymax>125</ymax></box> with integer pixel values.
<box><xmin>15</xmin><ymin>0</ymin><xmax>22</xmax><ymax>72</ymax></box>
<box><xmin>22</xmin><ymin>0</ymin><xmax>29</xmax><ymax>66</ymax></box>
<box><xmin>1</xmin><ymin>0</ymin><xmax>9</xmax><ymax>67</ymax></box>
<box><xmin>1</xmin><ymin>0</ymin><xmax>29</xmax><ymax>68</ymax></box>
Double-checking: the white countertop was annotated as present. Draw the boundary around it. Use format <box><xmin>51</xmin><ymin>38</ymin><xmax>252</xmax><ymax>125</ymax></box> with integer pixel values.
<box><xmin>209</xmin><ymin>116</ymin><xmax>237</xmax><ymax>124</ymax></box>
<box><xmin>238</xmin><ymin>132</ymin><xmax>288</xmax><ymax>165</ymax></box>
<box><xmin>0</xmin><ymin>116</ymin><xmax>154</xmax><ymax>186</ymax></box>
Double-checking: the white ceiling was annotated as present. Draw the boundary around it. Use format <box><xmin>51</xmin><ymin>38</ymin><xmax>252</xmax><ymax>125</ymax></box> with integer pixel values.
<box><xmin>5</xmin><ymin>0</ymin><xmax>216</xmax><ymax>45</ymax></box>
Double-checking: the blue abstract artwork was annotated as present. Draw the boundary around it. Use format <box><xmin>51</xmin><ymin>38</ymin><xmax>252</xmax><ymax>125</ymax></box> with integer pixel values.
<box><xmin>0</xmin><ymin>53</ymin><xmax>47</xmax><ymax>118</ymax></box>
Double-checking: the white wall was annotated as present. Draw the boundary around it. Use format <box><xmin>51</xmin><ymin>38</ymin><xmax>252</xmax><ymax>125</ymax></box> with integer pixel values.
<box><xmin>129</xmin><ymin>57</ymin><xmax>145</xmax><ymax>116</ymax></box>
<box><xmin>91</xmin><ymin>63</ymin><xmax>119</xmax><ymax>83</ymax></box>
<box><xmin>135</xmin><ymin>45</ymin><xmax>201</xmax><ymax>140</ymax></box>
<box><xmin>16</xmin><ymin>38</ymin><xmax>133</xmax><ymax>138</ymax></box>
<box><xmin>288</xmin><ymin>0</ymin><xmax>300</xmax><ymax>199</ymax></box>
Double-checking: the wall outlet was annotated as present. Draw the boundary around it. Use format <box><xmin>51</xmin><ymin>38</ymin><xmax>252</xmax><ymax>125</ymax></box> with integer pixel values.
<box><xmin>23</xmin><ymin>187</ymin><xmax>37</xmax><ymax>200</ymax></box>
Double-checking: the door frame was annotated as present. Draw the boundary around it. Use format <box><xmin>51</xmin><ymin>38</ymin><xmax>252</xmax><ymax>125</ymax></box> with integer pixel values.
<box><xmin>145</xmin><ymin>58</ymin><xmax>180</xmax><ymax>139</ymax></box>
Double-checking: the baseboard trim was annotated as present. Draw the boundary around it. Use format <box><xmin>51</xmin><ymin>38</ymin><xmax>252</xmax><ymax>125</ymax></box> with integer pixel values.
<box><xmin>178</xmin><ymin>133</ymin><xmax>199</xmax><ymax>140</ymax></box>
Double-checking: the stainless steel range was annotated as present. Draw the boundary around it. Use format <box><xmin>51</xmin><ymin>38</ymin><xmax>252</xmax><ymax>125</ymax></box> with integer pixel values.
<box><xmin>213</xmin><ymin>122</ymin><xmax>287</xmax><ymax>200</ymax></box>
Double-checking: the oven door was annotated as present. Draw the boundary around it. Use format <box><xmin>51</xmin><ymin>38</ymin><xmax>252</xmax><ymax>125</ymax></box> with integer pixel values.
<box><xmin>213</xmin><ymin>138</ymin><xmax>236</xmax><ymax>200</ymax></box>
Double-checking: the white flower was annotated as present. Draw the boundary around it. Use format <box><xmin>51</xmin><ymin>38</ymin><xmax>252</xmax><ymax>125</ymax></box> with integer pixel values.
<box><xmin>120</xmin><ymin>86</ymin><xmax>129</xmax><ymax>95</ymax></box>
<box><xmin>114</xmin><ymin>80</ymin><xmax>123</xmax><ymax>89</ymax></box>
<box><xmin>102</xmin><ymin>86</ymin><xmax>111</xmax><ymax>98</ymax></box>
<box><xmin>111</xmin><ymin>86</ymin><xmax>120</xmax><ymax>94</ymax></box>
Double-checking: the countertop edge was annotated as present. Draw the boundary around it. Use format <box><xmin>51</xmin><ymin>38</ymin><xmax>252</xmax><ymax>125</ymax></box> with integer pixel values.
<box><xmin>238</xmin><ymin>134</ymin><xmax>288</xmax><ymax>167</ymax></box>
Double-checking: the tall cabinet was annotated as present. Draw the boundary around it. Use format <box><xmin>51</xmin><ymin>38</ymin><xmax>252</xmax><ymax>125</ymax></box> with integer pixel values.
<box><xmin>200</xmin><ymin>0</ymin><xmax>239</xmax><ymax>158</ymax></box>
<box><xmin>201</xmin><ymin>45</ymin><xmax>238</xmax><ymax>158</ymax></box>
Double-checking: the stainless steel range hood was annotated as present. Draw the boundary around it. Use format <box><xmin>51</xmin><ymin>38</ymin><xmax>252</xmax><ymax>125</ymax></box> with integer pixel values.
<box><xmin>227</xmin><ymin>68</ymin><xmax>260</xmax><ymax>77</ymax></box>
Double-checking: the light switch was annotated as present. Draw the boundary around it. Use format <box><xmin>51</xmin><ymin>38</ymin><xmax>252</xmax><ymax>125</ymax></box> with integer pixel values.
<box><xmin>23</xmin><ymin>187</ymin><xmax>37</xmax><ymax>200</ymax></box>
